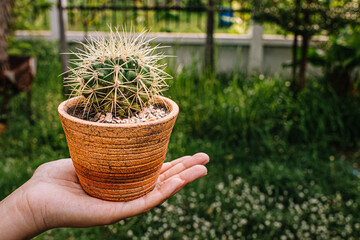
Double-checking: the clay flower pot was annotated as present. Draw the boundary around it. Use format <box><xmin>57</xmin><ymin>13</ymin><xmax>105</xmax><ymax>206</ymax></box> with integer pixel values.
<box><xmin>58</xmin><ymin>96</ymin><xmax>179</xmax><ymax>201</ymax></box>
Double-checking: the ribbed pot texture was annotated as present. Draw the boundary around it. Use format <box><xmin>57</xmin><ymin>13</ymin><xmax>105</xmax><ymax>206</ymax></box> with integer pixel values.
<box><xmin>58</xmin><ymin>96</ymin><xmax>179</xmax><ymax>201</ymax></box>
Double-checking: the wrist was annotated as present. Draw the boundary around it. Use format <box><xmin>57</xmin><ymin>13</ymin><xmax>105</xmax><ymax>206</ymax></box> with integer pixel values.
<box><xmin>0</xmin><ymin>181</ymin><xmax>47</xmax><ymax>239</ymax></box>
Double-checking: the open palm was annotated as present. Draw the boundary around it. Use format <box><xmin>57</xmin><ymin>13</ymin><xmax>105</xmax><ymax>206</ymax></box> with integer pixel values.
<box><xmin>23</xmin><ymin>153</ymin><xmax>209</xmax><ymax>232</ymax></box>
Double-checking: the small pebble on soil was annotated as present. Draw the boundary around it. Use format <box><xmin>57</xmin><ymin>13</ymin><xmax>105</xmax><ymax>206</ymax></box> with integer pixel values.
<box><xmin>67</xmin><ymin>105</ymin><xmax>168</xmax><ymax>124</ymax></box>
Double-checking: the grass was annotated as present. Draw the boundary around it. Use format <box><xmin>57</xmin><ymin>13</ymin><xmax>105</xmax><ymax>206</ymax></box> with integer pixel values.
<box><xmin>1</xmin><ymin>40</ymin><xmax>360</xmax><ymax>239</ymax></box>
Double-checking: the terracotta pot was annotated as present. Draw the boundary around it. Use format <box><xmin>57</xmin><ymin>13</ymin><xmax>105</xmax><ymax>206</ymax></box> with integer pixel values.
<box><xmin>58</xmin><ymin>96</ymin><xmax>179</xmax><ymax>201</ymax></box>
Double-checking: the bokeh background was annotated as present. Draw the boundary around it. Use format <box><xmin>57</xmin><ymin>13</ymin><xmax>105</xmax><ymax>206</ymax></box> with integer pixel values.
<box><xmin>1</xmin><ymin>0</ymin><xmax>360</xmax><ymax>239</ymax></box>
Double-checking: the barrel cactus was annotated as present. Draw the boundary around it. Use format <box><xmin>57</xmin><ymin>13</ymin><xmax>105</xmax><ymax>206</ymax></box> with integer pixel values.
<box><xmin>65</xmin><ymin>27</ymin><xmax>171</xmax><ymax>119</ymax></box>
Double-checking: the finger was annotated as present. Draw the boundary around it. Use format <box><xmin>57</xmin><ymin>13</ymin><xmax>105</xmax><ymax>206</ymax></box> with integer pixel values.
<box><xmin>160</xmin><ymin>153</ymin><xmax>209</xmax><ymax>174</ymax></box>
<box><xmin>115</xmin><ymin>177</ymin><xmax>184</xmax><ymax>219</ymax></box>
<box><xmin>160</xmin><ymin>156</ymin><xmax>191</xmax><ymax>174</ymax></box>
<box><xmin>94</xmin><ymin>164</ymin><xmax>207</xmax><ymax>224</ymax></box>
<box><xmin>121</xmin><ymin>165</ymin><xmax>207</xmax><ymax>218</ymax></box>
<box><xmin>171</xmin><ymin>165</ymin><xmax>208</xmax><ymax>195</ymax></box>
<box><xmin>159</xmin><ymin>153</ymin><xmax>209</xmax><ymax>182</ymax></box>
<box><xmin>171</xmin><ymin>165</ymin><xmax>208</xmax><ymax>187</ymax></box>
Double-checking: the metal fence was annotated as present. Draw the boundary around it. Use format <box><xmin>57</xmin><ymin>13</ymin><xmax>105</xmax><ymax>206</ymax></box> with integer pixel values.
<box><xmin>17</xmin><ymin>0</ymin><xmax>252</xmax><ymax>34</ymax></box>
<box><xmin>65</xmin><ymin>0</ymin><xmax>252</xmax><ymax>33</ymax></box>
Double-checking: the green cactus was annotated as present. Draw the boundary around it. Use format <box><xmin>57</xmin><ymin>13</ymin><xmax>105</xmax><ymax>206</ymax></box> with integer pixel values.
<box><xmin>65</xmin><ymin>27</ymin><xmax>171</xmax><ymax>118</ymax></box>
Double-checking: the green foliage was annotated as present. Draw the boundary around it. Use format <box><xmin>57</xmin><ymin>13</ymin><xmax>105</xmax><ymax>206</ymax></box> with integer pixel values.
<box><xmin>252</xmin><ymin>0</ymin><xmax>360</xmax><ymax>36</ymax></box>
<box><xmin>168</xmin><ymin>70</ymin><xmax>360</xmax><ymax>152</ymax></box>
<box><xmin>308</xmin><ymin>26</ymin><xmax>360</xmax><ymax>95</ymax></box>
<box><xmin>12</xmin><ymin>0</ymin><xmax>52</xmax><ymax>30</ymax></box>
<box><xmin>1</xmin><ymin>40</ymin><xmax>360</xmax><ymax>239</ymax></box>
<box><xmin>252</xmin><ymin>0</ymin><xmax>360</xmax><ymax>91</ymax></box>
<box><xmin>0</xmin><ymin>40</ymin><xmax>66</xmax><ymax>196</ymax></box>
<box><xmin>65</xmin><ymin>28</ymin><xmax>170</xmax><ymax>117</ymax></box>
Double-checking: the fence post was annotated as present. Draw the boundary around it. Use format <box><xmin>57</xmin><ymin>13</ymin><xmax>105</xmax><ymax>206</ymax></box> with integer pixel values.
<box><xmin>248</xmin><ymin>22</ymin><xmax>264</xmax><ymax>73</ymax></box>
<box><xmin>49</xmin><ymin>0</ymin><xmax>69</xmax><ymax>96</ymax></box>
<box><xmin>49</xmin><ymin>0</ymin><xmax>67</xmax><ymax>41</ymax></box>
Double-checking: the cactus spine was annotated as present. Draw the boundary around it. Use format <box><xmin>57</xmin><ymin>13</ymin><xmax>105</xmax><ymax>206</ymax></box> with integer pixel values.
<box><xmin>65</xmin><ymin>27</ymin><xmax>170</xmax><ymax>118</ymax></box>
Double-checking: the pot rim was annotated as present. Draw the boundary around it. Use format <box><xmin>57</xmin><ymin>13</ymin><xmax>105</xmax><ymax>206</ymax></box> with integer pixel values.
<box><xmin>58</xmin><ymin>96</ymin><xmax>179</xmax><ymax>128</ymax></box>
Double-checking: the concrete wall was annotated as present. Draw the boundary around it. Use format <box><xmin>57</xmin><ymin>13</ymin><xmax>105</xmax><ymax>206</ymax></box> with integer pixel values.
<box><xmin>154</xmin><ymin>33</ymin><xmax>324</xmax><ymax>76</ymax></box>
<box><xmin>15</xmin><ymin>30</ymin><xmax>326</xmax><ymax>77</ymax></box>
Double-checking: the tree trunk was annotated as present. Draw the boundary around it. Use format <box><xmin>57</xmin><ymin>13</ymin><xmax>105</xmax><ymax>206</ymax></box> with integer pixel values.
<box><xmin>0</xmin><ymin>0</ymin><xmax>13</xmax><ymax>125</ymax></box>
<box><xmin>58</xmin><ymin>0</ymin><xmax>69</xmax><ymax>96</ymax></box>
<box><xmin>298</xmin><ymin>0</ymin><xmax>312</xmax><ymax>91</ymax></box>
<box><xmin>0</xmin><ymin>0</ymin><xmax>13</xmax><ymax>71</ymax></box>
<box><xmin>299</xmin><ymin>34</ymin><xmax>310</xmax><ymax>90</ymax></box>
<box><xmin>205</xmin><ymin>0</ymin><xmax>215</xmax><ymax>75</ymax></box>
<box><xmin>292</xmin><ymin>0</ymin><xmax>301</xmax><ymax>83</ymax></box>
<box><xmin>292</xmin><ymin>35</ymin><xmax>298</xmax><ymax>82</ymax></box>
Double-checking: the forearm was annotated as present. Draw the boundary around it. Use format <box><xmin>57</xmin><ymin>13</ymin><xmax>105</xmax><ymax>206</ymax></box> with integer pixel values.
<box><xmin>0</xmin><ymin>183</ymin><xmax>45</xmax><ymax>240</ymax></box>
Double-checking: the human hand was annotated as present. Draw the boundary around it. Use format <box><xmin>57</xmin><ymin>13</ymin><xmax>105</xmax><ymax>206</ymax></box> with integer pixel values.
<box><xmin>0</xmin><ymin>153</ymin><xmax>209</xmax><ymax>240</ymax></box>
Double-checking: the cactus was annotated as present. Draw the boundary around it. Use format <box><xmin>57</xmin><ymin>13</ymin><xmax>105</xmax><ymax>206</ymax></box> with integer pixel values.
<box><xmin>65</xmin><ymin>27</ymin><xmax>171</xmax><ymax>118</ymax></box>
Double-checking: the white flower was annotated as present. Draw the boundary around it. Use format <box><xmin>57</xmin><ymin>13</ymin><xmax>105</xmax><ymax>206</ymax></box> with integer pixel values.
<box><xmin>217</xmin><ymin>182</ymin><xmax>225</xmax><ymax>191</ymax></box>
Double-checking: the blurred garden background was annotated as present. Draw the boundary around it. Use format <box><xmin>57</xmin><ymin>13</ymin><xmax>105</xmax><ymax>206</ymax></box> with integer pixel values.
<box><xmin>1</xmin><ymin>0</ymin><xmax>360</xmax><ymax>239</ymax></box>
